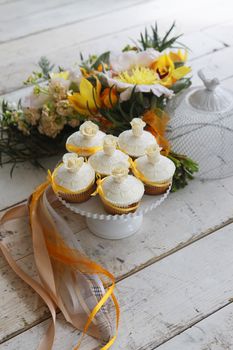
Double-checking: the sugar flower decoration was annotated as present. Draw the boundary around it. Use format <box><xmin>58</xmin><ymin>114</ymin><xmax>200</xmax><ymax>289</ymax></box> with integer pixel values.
<box><xmin>63</xmin><ymin>153</ymin><xmax>84</xmax><ymax>173</ymax></box>
<box><xmin>112</xmin><ymin>165</ymin><xmax>129</xmax><ymax>183</ymax></box>
<box><xmin>79</xmin><ymin>121</ymin><xmax>99</xmax><ymax>138</ymax></box>
<box><xmin>130</xmin><ymin>118</ymin><xmax>146</xmax><ymax>137</ymax></box>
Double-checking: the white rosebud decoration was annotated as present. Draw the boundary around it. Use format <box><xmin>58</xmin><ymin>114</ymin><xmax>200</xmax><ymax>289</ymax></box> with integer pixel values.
<box><xmin>103</xmin><ymin>135</ymin><xmax>118</xmax><ymax>156</ymax></box>
<box><xmin>130</xmin><ymin>118</ymin><xmax>146</xmax><ymax>137</ymax></box>
<box><xmin>112</xmin><ymin>165</ymin><xmax>129</xmax><ymax>183</ymax></box>
<box><xmin>146</xmin><ymin>144</ymin><xmax>162</xmax><ymax>164</ymax></box>
<box><xmin>80</xmin><ymin>121</ymin><xmax>99</xmax><ymax>138</ymax></box>
<box><xmin>63</xmin><ymin>153</ymin><xmax>84</xmax><ymax>173</ymax></box>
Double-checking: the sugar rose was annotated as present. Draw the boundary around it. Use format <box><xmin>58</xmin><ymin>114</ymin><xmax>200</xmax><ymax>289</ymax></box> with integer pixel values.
<box><xmin>103</xmin><ymin>135</ymin><xmax>118</xmax><ymax>156</ymax></box>
<box><xmin>80</xmin><ymin>121</ymin><xmax>99</xmax><ymax>138</ymax></box>
<box><xmin>63</xmin><ymin>153</ymin><xmax>84</xmax><ymax>173</ymax></box>
<box><xmin>130</xmin><ymin>118</ymin><xmax>146</xmax><ymax>137</ymax></box>
<box><xmin>112</xmin><ymin>165</ymin><xmax>129</xmax><ymax>183</ymax></box>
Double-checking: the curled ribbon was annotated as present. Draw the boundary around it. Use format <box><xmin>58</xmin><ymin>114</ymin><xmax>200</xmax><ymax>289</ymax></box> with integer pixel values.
<box><xmin>143</xmin><ymin>109</ymin><xmax>171</xmax><ymax>156</ymax></box>
<box><xmin>0</xmin><ymin>182</ymin><xmax>119</xmax><ymax>350</ymax></box>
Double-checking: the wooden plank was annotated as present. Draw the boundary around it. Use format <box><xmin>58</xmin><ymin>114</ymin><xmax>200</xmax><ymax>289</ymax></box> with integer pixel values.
<box><xmin>156</xmin><ymin>303</ymin><xmax>233</xmax><ymax>350</ymax></box>
<box><xmin>0</xmin><ymin>0</ymin><xmax>145</xmax><ymax>43</ymax></box>
<box><xmin>0</xmin><ymin>0</ymin><xmax>227</xmax><ymax>94</ymax></box>
<box><xmin>203</xmin><ymin>20</ymin><xmax>233</xmax><ymax>46</ymax></box>
<box><xmin>1</xmin><ymin>175</ymin><xmax>233</xmax><ymax>341</ymax></box>
<box><xmin>2</xmin><ymin>223</ymin><xmax>233</xmax><ymax>349</ymax></box>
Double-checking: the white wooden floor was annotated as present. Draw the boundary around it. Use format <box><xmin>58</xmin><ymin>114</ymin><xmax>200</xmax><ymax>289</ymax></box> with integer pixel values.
<box><xmin>1</xmin><ymin>1</ymin><xmax>233</xmax><ymax>349</ymax></box>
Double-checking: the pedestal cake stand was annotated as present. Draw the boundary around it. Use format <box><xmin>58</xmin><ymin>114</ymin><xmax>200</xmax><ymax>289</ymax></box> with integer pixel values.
<box><xmin>58</xmin><ymin>186</ymin><xmax>171</xmax><ymax>240</ymax></box>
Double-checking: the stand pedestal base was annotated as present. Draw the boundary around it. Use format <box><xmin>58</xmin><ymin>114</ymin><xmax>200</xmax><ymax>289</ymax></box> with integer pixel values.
<box><xmin>86</xmin><ymin>214</ymin><xmax>143</xmax><ymax>240</ymax></box>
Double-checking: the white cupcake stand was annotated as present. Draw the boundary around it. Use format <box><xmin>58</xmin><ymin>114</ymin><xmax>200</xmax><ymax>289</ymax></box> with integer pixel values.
<box><xmin>58</xmin><ymin>186</ymin><xmax>171</xmax><ymax>240</ymax></box>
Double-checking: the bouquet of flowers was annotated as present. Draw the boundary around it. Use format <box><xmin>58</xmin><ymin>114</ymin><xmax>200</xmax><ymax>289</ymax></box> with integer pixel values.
<box><xmin>0</xmin><ymin>23</ymin><xmax>198</xmax><ymax>190</ymax></box>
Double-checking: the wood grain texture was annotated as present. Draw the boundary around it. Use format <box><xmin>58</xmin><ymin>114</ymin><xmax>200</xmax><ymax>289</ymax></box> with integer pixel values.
<box><xmin>2</xmin><ymin>223</ymin><xmax>233</xmax><ymax>349</ymax></box>
<box><xmin>1</xmin><ymin>175</ymin><xmax>233</xmax><ymax>342</ymax></box>
<box><xmin>156</xmin><ymin>303</ymin><xmax>233</xmax><ymax>350</ymax></box>
<box><xmin>0</xmin><ymin>0</ymin><xmax>228</xmax><ymax>94</ymax></box>
<box><xmin>0</xmin><ymin>0</ymin><xmax>146</xmax><ymax>43</ymax></box>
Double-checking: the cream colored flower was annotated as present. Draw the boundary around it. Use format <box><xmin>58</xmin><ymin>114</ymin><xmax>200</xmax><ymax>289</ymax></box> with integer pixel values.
<box><xmin>63</xmin><ymin>153</ymin><xmax>84</xmax><ymax>173</ymax></box>
<box><xmin>112</xmin><ymin>165</ymin><xmax>129</xmax><ymax>183</ymax></box>
<box><xmin>48</xmin><ymin>79</ymin><xmax>69</xmax><ymax>101</ymax></box>
<box><xmin>146</xmin><ymin>144</ymin><xmax>162</xmax><ymax>164</ymax></box>
<box><xmin>103</xmin><ymin>135</ymin><xmax>118</xmax><ymax>155</ymax></box>
<box><xmin>130</xmin><ymin>118</ymin><xmax>146</xmax><ymax>137</ymax></box>
<box><xmin>56</xmin><ymin>99</ymin><xmax>74</xmax><ymax>117</ymax></box>
<box><xmin>24</xmin><ymin>108</ymin><xmax>41</xmax><ymax>126</ymax></box>
<box><xmin>38</xmin><ymin>106</ymin><xmax>65</xmax><ymax>138</ymax></box>
<box><xmin>79</xmin><ymin>121</ymin><xmax>99</xmax><ymax>138</ymax></box>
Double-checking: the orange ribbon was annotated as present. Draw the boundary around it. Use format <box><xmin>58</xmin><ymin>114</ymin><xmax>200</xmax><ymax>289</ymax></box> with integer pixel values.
<box><xmin>0</xmin><ymin>182</ymin><xmax>119</xmax><ymax>350</ymax></box>
<box><xmin>143</xmin><ymin>109</ymin><xmax>171</xmax><ymax>156</ymax></box>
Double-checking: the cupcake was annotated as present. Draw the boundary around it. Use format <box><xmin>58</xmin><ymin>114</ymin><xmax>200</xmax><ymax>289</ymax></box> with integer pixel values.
<box><xmin>49</xmin><ymin>153</ymin><xmax>96</xmax><ymax>202</ymax></box>
<box><xmin>88</xmin><ymin>135</ymin><xmax>130</xmax><ymax>176</ymax></box>
<box><xmin>118</xmin><ymin>118</ymin><xmax>157</xmax><ymax>158</ymax></box>
<box><xmin>66</xmin><ymin>121</ymin><xmax>106</xmax><ymax>157</ymax></box>
<box><xmin>131</xmin><ymin>144</ymin><xmax>175</xmax><ymax>195</ymax></box>
<box><xmin>96</xmin><ymin>165</ymin><xmax>144</xmax><ymax>215</ymax></box>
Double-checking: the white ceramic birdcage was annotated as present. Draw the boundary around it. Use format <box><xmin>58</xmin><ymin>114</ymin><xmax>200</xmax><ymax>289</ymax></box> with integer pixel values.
<box><xmin>167</xmin><ymin>70</ymin><xmax>233</xmax><ymax>180</ymax></box>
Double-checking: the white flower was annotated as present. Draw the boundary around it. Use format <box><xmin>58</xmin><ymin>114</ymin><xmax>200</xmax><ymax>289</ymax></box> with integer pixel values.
<box><xmin>21</xmin><ymin>87</ymin><xmax>49</xmax><ymax>109</ymax></box>
<box><xmin>110</xmin><ymin>49</ymin><xmax>160</xmax><ymax>73</ymax></box>
<box><xmin>63</xmin><ymin>153</ymin><xmax>84</xmax><ymax>173</ymax></box>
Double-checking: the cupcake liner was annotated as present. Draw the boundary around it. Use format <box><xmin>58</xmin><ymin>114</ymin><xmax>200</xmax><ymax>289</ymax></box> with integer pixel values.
<box><xmin>58</xmin><ymin>182</ymin><xmax>96</xmax><ymax>203</ymax></box>
<box><xmin>144</xmin><ymin>183</ymin><xmax>170</xmax><ymax>195</ymax></box>
<box><xmin>100</xmin><ymin>198</ymin><xmax>139</xmax><ymax>215</ymax></box>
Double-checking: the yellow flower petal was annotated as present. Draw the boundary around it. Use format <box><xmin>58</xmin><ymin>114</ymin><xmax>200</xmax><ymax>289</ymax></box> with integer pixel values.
<box><xmin>50</xmin><ymin>71</ymin><xmax>70</xmax><ymax>80</ymax></box>
<box><xmin>172</xmin><ymin>66</ymin><xmax>191</xmax><ymax>80</ymax></box>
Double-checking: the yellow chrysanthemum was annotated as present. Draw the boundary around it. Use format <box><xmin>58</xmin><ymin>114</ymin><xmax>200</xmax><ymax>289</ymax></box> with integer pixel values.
<box><xmin>68</xmin><ymin>77</ymin><xmax>101</xmax><ymax>116</ymax></box>
<box><xmin>116</xmin><ymin>66</ymin><xmax>159</xmax><ymax>85</ymax></box>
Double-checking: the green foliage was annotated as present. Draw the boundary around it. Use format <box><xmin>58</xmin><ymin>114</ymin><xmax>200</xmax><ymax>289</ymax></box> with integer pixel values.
<box><xmin>79</xmin><ymin>51</ymin><xmax>110</xmax><ymax>72</ymax></box>
<box><xmin>136</xmin><ymin>22</ymin><xmax>186</xmax><ymax>52</ymax></box>
<box><xmin>168</xmin><ymin>152</ymin><xmax>199</xmax><ymax>192</ymax></box>
<box><xmin>24</xmin><ymin>56</ymin><xmax>54</xmax><ymax>85</ymax></box>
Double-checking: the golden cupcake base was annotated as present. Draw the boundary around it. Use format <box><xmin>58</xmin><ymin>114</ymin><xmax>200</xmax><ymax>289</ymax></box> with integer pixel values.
<box><xmin>102</xmin><ymin>201</ymin><xmax>139</xmax><ymax>215</ymax></box>
<box><xmin>144</xmin><ymin>183</ymin><xmax>171</xmax><ymax>195</ymax></box>
<box><xmin>58</xmin><ymin>182</ymin><xmax>96</xmax><ymax>203</ymax></box>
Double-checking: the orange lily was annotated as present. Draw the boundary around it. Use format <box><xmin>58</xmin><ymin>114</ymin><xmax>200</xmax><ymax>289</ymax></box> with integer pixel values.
<box><xmin>101</xmin><ymin>87</ymin><xmax>118</xmax><ymax>108</ymax></box>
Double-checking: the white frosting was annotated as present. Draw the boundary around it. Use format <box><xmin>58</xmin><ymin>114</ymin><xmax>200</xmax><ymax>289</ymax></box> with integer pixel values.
<box><xmin>135</xmin><ymin>154</ymin><xmax>176</xmax><ymax>183</ymax></box>
<box><xmin>101</xmin><ymin>173</ymin><xmax>144</xmax><ymax>206</ymax></box>
<box><xmin>66</xmin><ymin>121</ymin><xmax>105</xmax><ymax>156</ymax></box>
<box><xmin>118</xmin><ymin>129</ymin><xmax>157</xmax><ymax>157</ymax></box>
<box><xmin>54</xmin><ymin>161</ymin><xmax>95</xmax><ymax>192</ymax></box>
<box><xmin>88</xmin><ymin>149</ymin><xmax>129</xmax><ymax>175</ymax></box>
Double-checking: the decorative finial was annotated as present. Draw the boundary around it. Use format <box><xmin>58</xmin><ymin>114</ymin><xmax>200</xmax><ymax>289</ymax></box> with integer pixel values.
<box><xmin>198</xmin><ymin>69</ymin><xmax>220</xmax><ymax>92</ymax></box>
